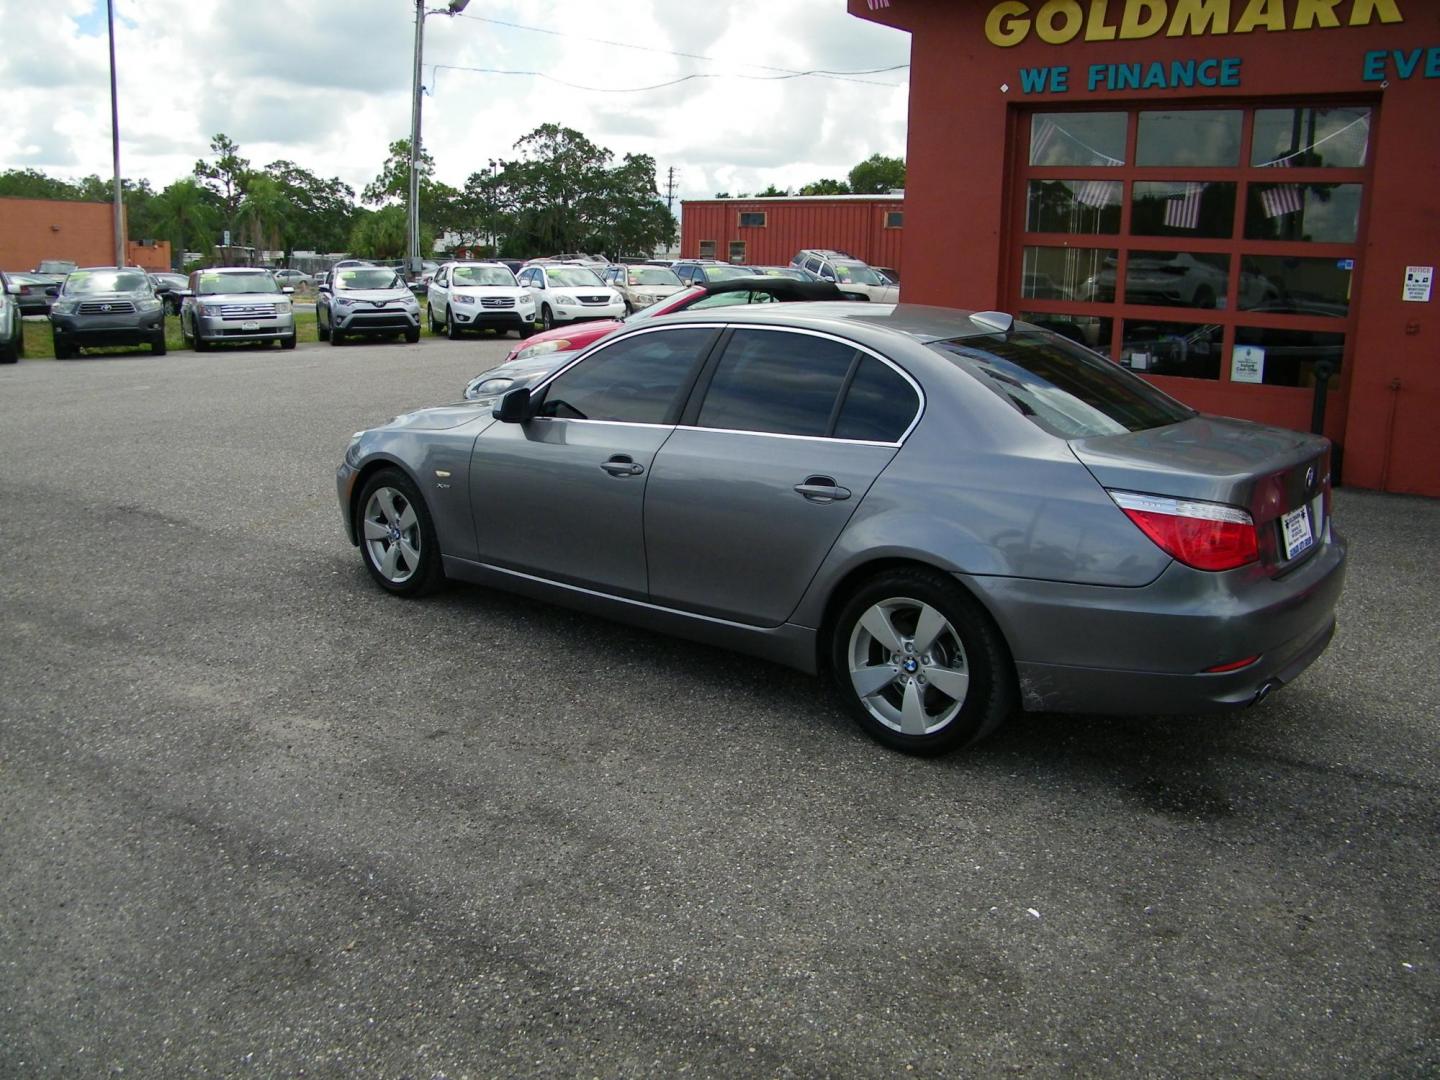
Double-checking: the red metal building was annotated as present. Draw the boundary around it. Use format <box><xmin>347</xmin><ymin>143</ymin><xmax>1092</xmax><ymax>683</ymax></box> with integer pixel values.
<box><xmin>680</xmin><ymin>194</ymin><xmax>905</xmax><ymax>272</ymax></box>
<box><xmin>851</xmin><ymin>0</ymin><xmax>1438</xmax><ymax>497</ymax></box>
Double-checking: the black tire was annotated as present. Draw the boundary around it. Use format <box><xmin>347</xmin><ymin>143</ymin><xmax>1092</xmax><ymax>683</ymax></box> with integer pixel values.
<box><xmin>331</xmin><ymin>323</ymin><xmax>344</xmax><ymax>346</ymax></box>
<box><xmin>427</xmin><ymin>303</ymin><xmax>440</xmax><ymax>334</ymax></box>
<box><xmin>445</xmin><ymin>306</ymin><xmax>460</xmax><ymax>339</ymax></box>
<box><xmin>193</xmin><ymin>323</ymin><xmax>212</xmax><ymax>352</ymax></box>
<box><xmin>404</xmin><ymin>326</ymin><xmax>420</xmax><ymax>344</ymax></box>
<box><xmin>52</xmin><ymin>333</ymin><xmax>75</xmax><ymax>360</ymax></box>
<box><xmin>0</xmin><ymin>334</ymin><xmax>17</xmax><ymax>364</ymax></box>
<box><xmin>829</xmin><ymin>567</ymin><xmax>1014</xmax><ymax>755</ymax></box>
<box><xmin>541</xmin><ymin>304</ymin><xmax>555</xmax><ymax>331</ymax></box>
<box><xmin>317</xmin><ymin>308</ymin><xmax>330</xmax><ymax>341</ymax></box>
<box><xmin>151</xmin><ymin>332</ymin><xmax>167</xmax><ymax>356</ymax></box>
<box><xmin>518</xmin><ymin>322</ymin><xmax>535</xmax><ymax>339</ymax></box>
<box><xmin>355</xmin><ymin>468</ymin><xmax>444</xmax><ymax>598</ymax></box>
<box><xmin>281</xmin><ymin>334</ymin><xmax>297</xmax><ymax>350</ymax></box>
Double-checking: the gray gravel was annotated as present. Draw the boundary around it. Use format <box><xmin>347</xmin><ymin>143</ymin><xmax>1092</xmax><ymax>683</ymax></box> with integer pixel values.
<box><xmin>1</xmin><ymin>338</ymin><xmax>1436</xmax><ymax>1078</ymax></box>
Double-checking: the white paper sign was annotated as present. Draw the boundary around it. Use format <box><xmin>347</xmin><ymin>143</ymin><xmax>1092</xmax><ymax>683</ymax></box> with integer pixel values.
<box><xmin>1404</xmin><ymin>266</ymin><xmax>1433</xmax><ymax>302</ymax></box>
<box><xmin>1231</xmin><ymin>345</ymin><xmax>1265</xmax><ymax>384</ymax></box>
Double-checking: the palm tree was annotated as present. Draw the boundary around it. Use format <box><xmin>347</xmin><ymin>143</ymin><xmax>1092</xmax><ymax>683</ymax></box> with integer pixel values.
<box><xmin>152</xmin><ymin>178</ymin><xmax>219</xmax><ymax>263</ymax></box>
<box><xmin>236</xmin><ymin>176</ymin><xmax>293</xmax><ymax>261</ymax></box>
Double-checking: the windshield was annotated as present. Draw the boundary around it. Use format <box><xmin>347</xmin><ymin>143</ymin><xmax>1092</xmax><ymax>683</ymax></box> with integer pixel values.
<box><xmin>705</xmin><ymin>265</ymin><xmax>755</xmax><ymax>282</ymax></box>
<box><xmin>929</xmin><ymin>332</ymin><xmax>1194</xmax><ymax>439</ymax></box>
<box><xmin>336</xmin><ymin>268</ymin><xmax>404</xmax><ymax>291</ymax></box>
<box><xmin>546</xmin><ymin>267</ymin><xmax>604</xmax><ymax>287</ymax></box>
<box><xmin>62</xmin><ymin>270</ymin><xmax>150</xmax><ymax>295</ymax></box>
<box><xmin>755</xmin><ymin>267</ymin><xmax>807</xmax><ymax>279</ymax></box>
<box><xmin>453</xmin><ymin>266</ymin><xmax>518</xmax><ymax>287</ymax></box>
<box><xmin>628</xmin><ymin>267</ymin><xmax>681</xmax><ymax>286</ymax></box>
<box><xmin>196</xmin><ymin>272</ymin><xmax>280</xmax><ymax>296</ymax></box>
<box><xmin>833</xmin><ymin>263</ymin><xmax>885</xmax><ymax>285</ymax></box>
<box><xmin>623</xmin><ymin>286</ymin><xmax>705</xmax><ymax>322</ymax></box>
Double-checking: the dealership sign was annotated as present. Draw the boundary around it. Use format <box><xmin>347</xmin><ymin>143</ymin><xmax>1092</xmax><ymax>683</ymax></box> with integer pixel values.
<box><xmin>986</xmin><ymin>0</ymin><xmax>1403</xmax><ymax>47</ymax></box>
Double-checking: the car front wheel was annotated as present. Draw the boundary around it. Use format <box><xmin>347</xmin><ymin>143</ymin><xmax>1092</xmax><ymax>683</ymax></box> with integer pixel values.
<box><xmin>356</xmin><ymin>469</ymin><xmax>443</xmax><ymax>597</ymax></box>
<box><xmin>829</xmin><ymin>568</ymin><xmax>1014</xmax><ymax>755</ymax></box>
<box><xmin>445</xmin><ymin>307</ymin><xmax>460</xmax><ymax>339</ymax></box>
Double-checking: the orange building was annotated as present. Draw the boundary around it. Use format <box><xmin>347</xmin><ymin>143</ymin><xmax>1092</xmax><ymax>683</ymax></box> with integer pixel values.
<box><xmin>680</xmin><ymin>194</ymin><xmax>905</xmax><ymax>273</ymax></box>
<box><xmin>0</xmin><ymin>196</ymin><xmax>171</xmax><ymax>273</ymax></box>
<box><xmin>851</xmin><ymin>0</ymin><xmax>1438</xmax><ymax>497</ymax></box>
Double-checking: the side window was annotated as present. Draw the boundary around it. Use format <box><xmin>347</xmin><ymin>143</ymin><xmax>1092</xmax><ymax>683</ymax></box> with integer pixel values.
<box><xmin>805</xmin><ymin>258</ymin><xmax>822</xmax><ymax>274</ymax></box>
<box><xmin>695</xmin><ymin>329</ymin><xmax>859</xmax><ymax>437</ymax></box>
<box><xmin>537</xmin><ymin>328</ymin><xmax>718</xmax><ymax>424</ymax></box>
<box><xmin>436</xmin><ymin>268</ymin><xmax>448</xmax><ymax>286</ymax></box>
<box><xmin>834</xmin><ymin>357</ymin><xmax>919</xmax><ymax>442</ymax></box>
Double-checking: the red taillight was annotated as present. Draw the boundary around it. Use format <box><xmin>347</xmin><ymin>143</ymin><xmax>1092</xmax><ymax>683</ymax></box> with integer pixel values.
<box><xmin>1109</xmin><ymin>491</ymin><xmax>1259</xmax><ymax>571</ymax></box>
<box><xmin>1204</xmin><ymin>655</ymin><xmax>1261</xmax><ymax>673</ymax></box>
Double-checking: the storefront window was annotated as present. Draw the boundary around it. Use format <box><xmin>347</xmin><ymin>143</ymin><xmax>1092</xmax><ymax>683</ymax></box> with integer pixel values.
<box><xmin>1238</xmin><ymin>256</ymin><xmax>1352</xmax><ymax>317</ymax></box>
<box><xmin>1026</xmin><ymin>180</ymin><xmax>1122</xmax><ymax>234</ymax></box>
<box><xmin>1136</xmin><ymin>110</ymin><xmax>1242</xmax><ymax>167</ymax></box>
<box><xmin>1121</xmin><ymin>321</ymin><xmax>1223</xmax><ymax>380</ymax></box>
<box><xmin>1244</xmin><ymin>183</ymin><xmax>1362</xmax><ymax>243</ymax></box>
<box><xmin>1021</xmin><ymin>312</ymin><xmax>1113</xmax><ymax>354</ymax></box>
<box><xmin>1233</xmin><ymin>327</ymin><xmax>1345</xmax><ymax>386</ymax></box>
<box><xmin>1021</xmin><ymin>247</ymin><xmax>1116</xmax><ymax>302</ymax></box>
<box><xmin>1029</xmin><ymin>113</ymin><xmax>1127</xmax><ymax>167</ymax></box>
<box><xmin>1125</xmin><ymin>251</ymin><xmax>1230</xmax><ymax>310</ymax></box>
<box><xmin>1131</xmin><ymin>181</ymin><xmax>1236</xmax><ymax>238</ymax></box>
<box><xmin>1251</xmin><ymin>107</ymin><xmax>1371</xmax><ymax>168</ymax></box>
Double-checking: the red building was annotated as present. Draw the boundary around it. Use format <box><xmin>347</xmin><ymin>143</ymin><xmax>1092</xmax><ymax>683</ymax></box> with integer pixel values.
<box><xmin>0</xmin><ymin>197</ymin><xmax>171</xmax><ymax>273</ymax></box>
<box><xmin>851</xmin><ymin>0</ymin><xmax>1438</xmax><ymax>497</ymax></box>
<box><xmin>680</xmin><ymin>194</ymin><xmax>905</xmax><ymax>272</ymax></box>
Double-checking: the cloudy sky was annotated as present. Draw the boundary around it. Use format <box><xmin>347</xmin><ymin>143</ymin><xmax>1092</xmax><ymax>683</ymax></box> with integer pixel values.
<box><xmin>0</xmin><ymin>0</ymin><xmax>910</xmax><ymax>203</ymax></box>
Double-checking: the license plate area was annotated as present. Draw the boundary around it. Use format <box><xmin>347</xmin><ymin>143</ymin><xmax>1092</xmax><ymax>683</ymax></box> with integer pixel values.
<box><xmin>242</xmin><ymin>320</ymin><xmax>259</xmax><ymax>331</ymax></box>
<box><xmin>1281</xmin><ymin>505</ymin><xmax>1315</xmax><ymax>560</ymax></box>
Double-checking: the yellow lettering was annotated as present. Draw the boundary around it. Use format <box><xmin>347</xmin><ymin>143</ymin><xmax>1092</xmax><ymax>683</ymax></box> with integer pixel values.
<box><xmin>1350</xmin><ymin>0</ymin><xmax>1403</xmax><ymax>25</ymax></box>
<box><xmin>1293</xmin><ymin>0</ymin><xmax>1342</xmax><ymax>28</ymax></box>
<box><xmin>986</xmin><ymin>1</ymin><xmax>1032</xmax><ymax>46</ymax></box>
<box><xmin>1119</xmin><ymin>0</ymin><xmax>1168</xmax><ymax>40</ymax></box>
<box><xmin>1234</xmin><ymin>0</ymin><xmax>1285</xmax><ymax>32</ymax></box>
<box><xmin>1167</xmin><ymin>0</ymin><xmax>1230</xmax><ymax>35</ymax></box>
<box><xmin>1035</xmin><ymin>0</ymin><xmax>1085</xmax><ymax>44</ymax></box>
<box><xmin>1084</xmin><ymin>0</ymin><xmax>1119</xmax><ymax>41</ymax></box>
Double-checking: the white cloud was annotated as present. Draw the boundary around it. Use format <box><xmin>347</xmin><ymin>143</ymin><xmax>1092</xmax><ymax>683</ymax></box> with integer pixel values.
<box><xmin>0</xmin><ymin>0</ymin><xmax>909</xmax><ymax>200</ymax></box>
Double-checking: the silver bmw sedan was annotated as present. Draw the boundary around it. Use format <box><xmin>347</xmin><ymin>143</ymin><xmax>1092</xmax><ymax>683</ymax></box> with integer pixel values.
<box><xmin>337</xmin><ymin>304</ymin><xmax>1344</xmax><ymax>754</ymax></box>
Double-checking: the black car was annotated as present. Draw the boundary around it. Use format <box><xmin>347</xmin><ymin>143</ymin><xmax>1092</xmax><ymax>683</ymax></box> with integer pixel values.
<box><xmin>48</xmin><ymin>266</ymin><xmax>167</xmax><ymax>358</ymax></box>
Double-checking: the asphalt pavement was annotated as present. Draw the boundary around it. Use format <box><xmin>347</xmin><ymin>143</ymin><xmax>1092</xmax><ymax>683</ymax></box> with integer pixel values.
<box><xmin>0</xmin><ymin>338</ymin><xmax>1436</xmax><ymax>1077</ymax></box>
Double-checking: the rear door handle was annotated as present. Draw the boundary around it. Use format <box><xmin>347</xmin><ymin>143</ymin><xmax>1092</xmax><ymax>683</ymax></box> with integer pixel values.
<box><xmin>794</xmin><ymin>476</ymin><xmax>851</xmax><ymax>502</ymax></box>
<box><xmin>601</xmin><ymin>455</ymin><xmax>645</xmax><ymax>477</ymax></box>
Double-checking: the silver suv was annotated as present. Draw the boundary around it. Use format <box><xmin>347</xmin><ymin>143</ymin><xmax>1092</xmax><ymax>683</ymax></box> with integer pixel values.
<box><xmin>318</xmin><ymin>265</ymin><xmax>421</xmax><ymax>345</ymax></box>
<box><xmin>181</xmin><ymin>267</ymin><xmax>297</xmax><ymax>351</ymax></box>
<box><xmin>790</xmin><ymin>249</ymin><xmax>900</xmax><ymax>302</ymax></box>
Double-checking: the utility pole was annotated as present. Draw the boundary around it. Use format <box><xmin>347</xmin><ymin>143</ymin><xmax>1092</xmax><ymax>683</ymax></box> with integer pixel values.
<box><xmin>106</xmin><ymin>0</ymin><xmax>125</xmax><ymax>268</ymax></box>
<box><xmin>665</xmin><ymin>166</ymin><xmax>677</xmax><ymax>213</ymax></box>
<box><xmin>408</xmin><ymin>0</ymin><xmax>470</xmax><ymax>277</ymax></box>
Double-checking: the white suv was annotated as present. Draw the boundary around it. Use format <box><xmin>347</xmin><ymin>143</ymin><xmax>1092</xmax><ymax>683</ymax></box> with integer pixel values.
<box><xmin>790</xmin><ymin>249</ymin><xmax>900</xmax><ymax>302</ymax></box>
<box><xmin>427</xmin><ymin>261</ymin><xmax>537</xmax><ymax>339</ymax></box>
<box><xmin>516</xmin><ymin>263</ymin><xmax>624</xmax><ymax>329</ymax></box>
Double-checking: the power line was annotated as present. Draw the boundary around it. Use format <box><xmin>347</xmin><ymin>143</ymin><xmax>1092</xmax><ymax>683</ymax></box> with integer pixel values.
<box><xmin>431</xmin><ymin>62</ymin><xmax>908</xmax><ymax>94</ymax></box>
<box><xmin>448</xmin><ymin>11</ymin><xmax>906</xmax><ymax>88</ymax></box>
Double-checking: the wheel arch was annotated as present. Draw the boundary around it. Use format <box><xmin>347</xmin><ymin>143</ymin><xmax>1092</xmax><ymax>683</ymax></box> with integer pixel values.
<box><xmin>346</xmin><ymin>455</ymin><xmax>423</xmax><ymax>546</ymax></box>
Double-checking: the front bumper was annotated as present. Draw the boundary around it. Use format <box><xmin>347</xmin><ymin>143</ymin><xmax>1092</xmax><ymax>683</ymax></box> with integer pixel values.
<box><xmin>451</xmin><ymin>304</ymin><xmax>536</xmax><ymax>330</ymax></box>
<box><xmin>196</xmin><ymin>312</ymin><xmax>295</xmax><ymax>341</ymax></box>
<box><xmin>334</xmin><ymin>305</ymin><xmax>420</xmax><ymax>334</ymax></box>
<box><xmin>337</xmin><ymin>459</ymin><xmax>359</xmax><ymax>543</ymax></box>
<box><xmin>970</xmin><ymin>528</ymin><xmax>1348</xmax><ymax>715</ymax></box>
<box><xmin>551</xmin><ymin>299</ymin><xmax>625</xmax><ymax>323</ymax></box>
<box><xmin>51</xmin><ymin>309</ymin><xmax>164</xmax><ymax>346</ymax></box>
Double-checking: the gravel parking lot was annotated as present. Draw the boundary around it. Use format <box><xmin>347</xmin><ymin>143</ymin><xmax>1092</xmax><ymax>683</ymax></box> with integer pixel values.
<box><xmin>1</xmin><ymin>338</ymin><xmax>1436</xmax><ymax>1077</ymax></box>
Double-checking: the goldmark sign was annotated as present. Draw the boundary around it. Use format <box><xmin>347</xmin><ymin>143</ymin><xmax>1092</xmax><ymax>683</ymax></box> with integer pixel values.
<box><xmin>986</xmin><ymin>0</ymin><xmax>1404</xmax><ymax>47</ymax></box>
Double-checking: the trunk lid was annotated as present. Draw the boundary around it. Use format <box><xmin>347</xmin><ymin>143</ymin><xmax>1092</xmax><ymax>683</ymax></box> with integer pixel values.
<box><xmin>1071</xmin><ymin>416</ymin><xmax>1332</xmax><ymax>573</ymax></box>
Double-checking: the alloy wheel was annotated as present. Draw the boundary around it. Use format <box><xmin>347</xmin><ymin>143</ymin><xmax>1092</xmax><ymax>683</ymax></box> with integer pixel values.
<box><xmin>362</xmin><ymin>486</ymin><xmax>423</xmax><ymax>585</ymax></box>
<box><xmin>846</xmin><ymin>597</ymin><xmax>971</xmax><ymax>737</ymax></box>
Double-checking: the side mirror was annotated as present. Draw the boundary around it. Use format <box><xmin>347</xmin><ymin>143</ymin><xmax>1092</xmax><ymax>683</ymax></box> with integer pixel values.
<box><xmin>282</xmin><ymin>286</ymin><xmax>295</xmax><ymax>295</ymax></box>
<box><xmin>493</xmin><ymin>386</ymin><xmax>535</xmax><ymax>423</ymax></box>
<box><xmin>532</xmin><ymin>279</ymin><xmax>545</xmax><ymax>289</ymax></box>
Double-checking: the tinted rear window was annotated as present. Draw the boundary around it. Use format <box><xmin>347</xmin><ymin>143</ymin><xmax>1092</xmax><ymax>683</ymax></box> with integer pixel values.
<box><xmin>929</xmin><ymin>331</ymin><xmax>1194</xmax><ymax>438</ymax></box>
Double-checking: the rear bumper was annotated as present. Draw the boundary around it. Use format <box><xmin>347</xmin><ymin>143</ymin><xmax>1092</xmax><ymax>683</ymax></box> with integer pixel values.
<box><xmin>968</xmin><ymin>529</ymin><xmax>1347</xmax><ymax>715</ymax></box>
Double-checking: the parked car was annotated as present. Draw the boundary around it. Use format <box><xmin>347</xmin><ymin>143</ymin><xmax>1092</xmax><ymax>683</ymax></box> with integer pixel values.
<box><xmin>464</xmin><ymin>277</ymin><xmax>849</xmax><ymax>399</ymax></box>
<box><xmin>875</xmin><ymin>266</ymin><xmax>901</xmax><ymax>285</ymax></box>
<box><xmin>340</xmin><ymin>303</ymin><xmax>1344</xmax><ymax>755</ymax></box>
<box><xmin>515</xmin><ymin>263</ymin><xmax>624</xmax><ymax>329</ymax></box>
<box><xmin>6</xmin><ymin>271</ymin><xmax>63</xmax><ymax>315</ymax></box>
<box><xmin>48</xmin><ymin>266</ymin><xmax>166</xmax><ymax>358</ymax></box>
<box><xmin>671</xmin><ymin>261</ymin><xmax>761</xmax><ymax>287</ymax></box>
<box><xmin>603</xmin><ymin>263</ymin><xmax>686</xmax><ymax>313</ymax></box>
<box><xmin>34</xmin><ymin>259</ymin><xmax>77</xmax><ymax>276</ymax></box>
<box><xmin>313</xmin><ymin>271</ymin><xmax>331</xmax><ymax>290</ymax></box>
<box><xmin>271</xmin><ymin>268</ymin><xmax>313</xmax><ymax>289</ymax></box>
<box><xmin>791</xmin><ymin>250</ymin><xmax>901</xmax><ymax>302</ymax></box>
<box><xmin>181</xmin><ymin>266</ymin><xmax>297</xmax><ymax>351</ymax></box>
<box><xmin>317</xmin><ymin>265</ymin><xmax>421</xmax><ymax>345</ymax></box>
<box><xmin>150</xmin><ymin>271</ymin><xmax>189</xmax><ymax>315</ymax></box>
<box><xmin>426</xmin><ymin>261</ymin><xmax>537</xmax><ymax>339</ymax></box>
<box><xmin>0</xmin><ymin>270</ymin><xmax>25</xmax><ymax>363</ymax></box>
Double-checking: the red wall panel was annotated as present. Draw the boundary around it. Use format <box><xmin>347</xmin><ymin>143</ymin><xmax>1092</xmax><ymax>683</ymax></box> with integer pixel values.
<box><xmin>680</xmin><ymin>197</ymin><xmax>905</xmax><ymax>272</ymax></box>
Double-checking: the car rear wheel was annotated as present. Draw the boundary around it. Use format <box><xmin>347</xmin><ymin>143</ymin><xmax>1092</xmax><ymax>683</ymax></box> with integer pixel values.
<box><xmin>829</xmin><ymin>568</ymin><xmax>1014</xmax><ymax>755</ymax></box>
<box><xmin>445</xmin><ymin>306</ymin><xmax>460</xmax><ymax>339</ymax></box>
<box><xmin>356</xmin><ymin>469</ymin><xmax>443</xmax><ymax>597</ymax></box>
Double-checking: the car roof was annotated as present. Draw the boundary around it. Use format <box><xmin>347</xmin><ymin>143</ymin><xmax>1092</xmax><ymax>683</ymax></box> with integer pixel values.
<box><xmin>201</xmin><ymin>266</ymin><xmax>271</xmax><ymax>274</ymax></box>
<box><xmin>649</xmin><ymin>302</ymin><xmax>1017</xmax><ymax>344</ymax></box>
<box><xmin>695</xmin><ymin>277</ymin><xmax>843</xmax><ymax>302</ymax></box>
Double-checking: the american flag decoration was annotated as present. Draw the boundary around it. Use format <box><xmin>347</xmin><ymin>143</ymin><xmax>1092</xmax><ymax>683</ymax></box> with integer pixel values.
<box><xmin>1260</xmin><ymin>158</ymin><xmax>1305</xmax><ymax>218</ymax></box>
<box><xmin>866</xmin><ymin>0</ymin><xmax>891</xmax><ymax>8</ymax></box>
<box><xmin>1163</xmin><ymin>183</ymin><xmax>1204</xmax><ymax>230</ymax></box>
<box><xmin>1074</xmin><ymin>179</ymin><xmax>1120</xmax><ymax>209</ymax></box>
<box><xmin>1031</xmin><ymin>118</ymin><xmax>1058</xmax><ymax>163</ymax></box>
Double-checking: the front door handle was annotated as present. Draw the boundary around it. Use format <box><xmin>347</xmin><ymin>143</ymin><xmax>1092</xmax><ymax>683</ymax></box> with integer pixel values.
<box><xmin>601</xmin><ymin>455</ymin><xmax>645</xmax><ymax>477</ymax></box>
<box><xmin>794</xmin><ymin>476</ymin><xmax>851</xmax><ymax>502</ymax></box>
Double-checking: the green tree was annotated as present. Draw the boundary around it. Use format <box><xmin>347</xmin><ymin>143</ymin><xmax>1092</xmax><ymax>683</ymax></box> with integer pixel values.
<box><xmin>348</xmin><ymin>205</ymin><xmax>421</xmax><ymax>259</ymax></box>
<box><xmin>264</xmin><ymin>160</ymin><xmax>357</xmax><ymax>254</ymax></box>
<box><xmin>236</xmin><ymin>174</ymin><xmax>293</xmax><ymax>257</ymax></box>
<box><xmin>194</xmin><ymin>134</ymin><xmax>251</xmax><ymax>236</ymax></box>
<box><xmin>755</xmin><ymin>183</ymin><xmax>790</xmax><ymax>197</ymax></box>
<box><xmin>362</xmin><ymin>138</ymin><xmax>436</xmax><ymax>206</ymax></box>
<box><xmin>151</xmin><ymin>178</ymin><xmax>220</xmax><ymax>258</ymax></box>
<box><xmin>847</xmin><ymin>153</ymin><xmax>906</xmax><ymax>194</ymax></box>
<box><xmin>0</xmin><ymin>168</ymin><xmax>79</xmax><ymax>199</ymax></box>
<box><xmin>798</xmin><ymin>178</ymin><xmax>850</xmax><ymax>196</ymax></box>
